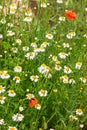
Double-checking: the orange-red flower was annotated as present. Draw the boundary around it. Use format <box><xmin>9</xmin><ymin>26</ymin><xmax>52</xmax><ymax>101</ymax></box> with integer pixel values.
<box><xmin>28</xmin><ymin>98</ymin><xmax>38</xmax><ymax>107</ymax></box>
<box><xmin>65</xmin><ymin>10</ymin><xmax>76</xmax><ymax>20</ymax></box>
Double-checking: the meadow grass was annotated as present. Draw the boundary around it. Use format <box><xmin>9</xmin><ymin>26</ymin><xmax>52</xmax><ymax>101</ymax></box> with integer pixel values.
<box><xmin>0</xmin><ymin>0</ymin><xmax>87</xmax><ymax>130</ymax></box>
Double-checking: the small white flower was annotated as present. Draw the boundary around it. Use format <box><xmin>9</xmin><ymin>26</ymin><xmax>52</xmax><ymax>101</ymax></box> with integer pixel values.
<box><xmin>56</xmin><ymin>0</ymin><xmax>63</xmax><ymax>3</ymax></box>
<box><xmin>0</xmin><ymin>85</ymin><xmax>5</xmax><ymax>94</ymax></box>
<box><xmin>12</xmin><ymin>113</ymin><xmax>24</xmax><ymax>122</ymax></box>
<box><xmin>24</xmin><ymin>16</ymin><xmax>32</xmax><ymax>22</ymax></box>
<box><xmin>11</xmin><ymin>47</ymin><xmax>18</xmax><ymax>53</ymax></box>
<box><xmin>38</xmin><ymin>89</ymin><xmax>48</xmax><ymax>97</ymax></box>
<box><xmin>76</xmin><ymin>109</ymin><xmax>83</xmax><ymax>116</ymax></box>
<box><xmin>80</xmin><ymin>77</ymin><xmax>87</xmax><ymax>83</ymax></box>
<box><xmin>8</xmin><ymin>126</ymin><xmax>17</xmax><ymax>130</ymax></box>
<box><xmin>13</xmin><ymin>76</ymin><xmax>20</xmax><ymax>83</ymax></box>
<box><xmin>7</xmin><ymin>30</ymin><xmax>15</xmax><ymax>36</ymax></box>
<box><xmin>16</xmin><ymin>39</ymin><xmax>22</xmax><ymax>45</ymax></box>
<box><xmin>64</xmin><ymin>66</ymin><xmax>72</xmax><ymax>74</ymax></box>
<box><xmin>30</xmin><ymin>75</ymin><xmax>39</xmax><ymax>82</ymax></box>
<box><xmin>69</xmin><ymin>115</ymin><xmax>78</xmax><ymax>121</ymax></box>
<box><xmin>26</xmin><ymin>93</ymin><xmax>35</xmax><ymax>100</ymax></box>
<box><xmin>8</xmin><ymin>90</ymin><xmax>16</xmax><ymax>97</ymax></box>
<box><xmin>25</xmin><ymin>52</ymin><xmax>36</xmax><ymax>60</ymax></box>
<box><xmin>66</xmin><ymin>32</ymin><xmax>76</xmax><ymax>39</ymax></box>
<box><xmin>75</xmin><ymin>62</ymin><xmax>82</xmax><ymax>70</ymax></box>
<box><xmin>41</xmin><ymin>2</ymin><xmax>47</xmax><ymax>8</ymax></box>
<box><xmin>31</xmin><ymin>42</ymin><xmax>37</xmax><ymax>48</ymax></box>
<box><xmin>62</xmin><ymin>43</ymin><xmax>70</xmax><ymax>48</ymax></box>
<box><xmin>55</xmin><ymin>65</ymin><xmax>62</xmax><ymax>71</ymax></box>
<box><xmin>59</xmin><ymin>16</ymin><xmax>65</xmax><ymax>21</ymax></box>
<box><xmin>46</xmin><ymin>33</ymin><xmax>53</xmax><ymax>40</ymax></box>
<box><xmin>35</xmin><ymin>103</ymin><xmax>41</xmax><ymax>110</ymax></box>
<box><xmin>0</xmin><ymin>34</ymin><xmax>3</xmax><ymax>39</ymax></box>
<box><xmin>58</xmin><ymin>52</ymin><xmax>68</xmax><ymax>59</ymax></box>
<box><xmin>19</xmin><ymin>106</ymin><xmax>24</xmax><ymax>112</ymax></box>
<box><xmin>0</xmin><ymin>119</ymin><xmax>4</xmax><ymax>125</ymax></box>
<box><xmin>80</xmin><ymin>124</ymin><xmax>84</xmax><ymax>128</ymax></box>
<box><xmin>23</xmin><ymin>46</ymin><xmax>29</xmax><ymax>51</ymax></box>
<box><xmin>14</xmin><ymin>66</ymin><xmax>22</xmax><ymax>73</ymax></box>
<box><xmin>0</xmin><ymin>96</ymin><xmax>6</xmax><ymax>104</ymax></box>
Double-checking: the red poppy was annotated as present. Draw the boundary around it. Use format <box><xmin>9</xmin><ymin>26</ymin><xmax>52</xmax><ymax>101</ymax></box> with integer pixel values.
<box><xmin>28</xmin><ymin>98</ymin><xmax>38</xmax><ymax>107</ymax></box>
<box><xmin>65</xmin><ymin>10</ymin><xmax>76</xmax><ymax>20</ymax></box>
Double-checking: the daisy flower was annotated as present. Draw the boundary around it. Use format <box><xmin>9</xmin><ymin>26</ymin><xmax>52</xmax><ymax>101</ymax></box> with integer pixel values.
<box><xmin>76</xmin><ymin>108</ymin><xmax>83</xmax><ymax>116</ymax></box>
<box><xmin>30</xmin><ymin>75</ymin><xmax>39</xmax><ymax>82</ymax></box>
<box><xmin>38</xmin><ymin>89</ymin><xmax>48</xmax><ymax>97</ymax></box>
<box><xmin>12</xmin><ymin>113</ymin><xmax>24</xmax><ymax>122</ymax></box>
<box><xmin>0</xmin><ymin>119</ymin><xmax>4</xmax><ymax>125</ymax></box>
<box><xmin>14</xmin><ymin>66</ymin><xmax>22</xmax><ymax>73</ymax></box>
<box><xmin>0</xmin><ymin>85</ymin><xmax>5</xmax><ymax>93</ymax></box>
<box><xmin>46</xmin><ymin>33</ymin><xmax>53</xmax><ymax>40</ymax></box>
<box><xmin>8</xmin><ymin>126</ymin><xmax>18</xmax><ymax>130</ymax></box>
<box><xmin>0</xmin><ymin>96</ymin><xmax>6</xmax><ymax>104</ymax></box>
<box><xmin>75</xmin><ymin>62</ymin><xmax>82</xmax><ymax>70</ymax></box>
<box><xmin>8</xmin><ymin>90</ymin><xmax>16</xmax><ymax>97</ymax></box>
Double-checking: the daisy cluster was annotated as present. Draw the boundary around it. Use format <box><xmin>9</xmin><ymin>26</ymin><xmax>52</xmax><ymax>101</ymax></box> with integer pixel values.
<box><xmin>0</xmin><ymin>0</ymin><xmax>87</xmax><ymax>129</ymax></box>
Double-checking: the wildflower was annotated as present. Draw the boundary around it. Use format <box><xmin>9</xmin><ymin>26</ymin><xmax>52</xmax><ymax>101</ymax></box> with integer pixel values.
<box><xmin>0</xmin><ymin>5</ymin><xmax>3</xmax><ymax>10</ymax></box>
<box><xmin>28</xmin><ymin>98</ymin><xmax>38</xmax><ymax>107</ymax></box>
<box><xmin>38</xmin><ymin>89</ymin><xmax>48</xmax><ymax>97</ymax></box>
<box><xmin>41</xmin><ymin>2</ymin><xmax>47</xmax><ymax>8</ymax></box>
<box><xmin>44</xmin><ymin>72</ymin><xmax>52</xmax><ymax>78</ymax></box>
<box><xmin>0</xmin><ymin>119</ymin><xmax>4</xmax><ymax>125</ymax></box>
<box><xmin>69</xmin><ymin>78</ymin><xmax>76</xmax><ymax>84</ymax></box>
<box><xmin>31</xmin><ymin>42</ymin><xmax>37</xmax><ymax>48</ymax></box>
<box><xmin>11</xmin><ymin>47</ymin><xmax>18</xmax><ymax>53</ymax></box>
<box><xmin>61</xmin><ymin>75</ymin><xmax>69</xmax><ymax>84</ymax></box>
<box><xmin>0</xmin><ymin>96</ymin><xmax>6</xmax><ymax>104</ymax></box>
<box><xmin>35</xmin><ymin>103</ymin><xmax>41</xmax><ymax>110</ymax></box>
<box><xmin>65</xmin><ymin>10</ymin><xmax>76</xmax><ymax>20</ymax></box>
<box><xmin>7</xmin><ymin>23</ymin><xmax>14</xmax><ymax>27</ymax></box>
<box><xmin>16</xmin><ymin>39</ymin><xmax>22</xmax><ymax>45</ymax></box>
<box><xmin>23</xmin><ymin>46</ymin><xmax>29</xmax><ymax>51</ymax></box>
<box><xmin>58</xmin><ymin>52</ymin><xmax>68</xmax><ymax>59</ymax></box>
<box><xmin>75</xmin><ymin>62</ymin><xmax>82</xmax><ymax>70</ymax></box>
<box><xmin>8</xmin><ymin>90</ymin><xmax>16</xmax><ymax>97</ymax></box>
<box><xmin>7</xmin><ymin>30</ymin><xmax>15</xmax><ymax>36</ymax></box>
<box><xmin>38</xmin><ymin>64</ymin><xmax>50</xmax><ymax>74</ymax></box>
<box><xmin>30</xmin><ymin>75</ymin><xmax>39</xmax><ymax>82</ymax></box>
<box><xmin>66</xmin><ymin>32</ymin><xmax>76</xmax><ymax>39</ymax></box>
<box><xmin>25</xmin><ymin>52</ymin><xmax>36</xmax><ymax>60</ymax></box>
<box><xmin>80</xmin><ymin>77</ymin><xmax>87</xmax><ymax>83</ymax></box>
<box><xmin>25</xmin><ymin>9</ymin><xmax>32</xmax><ymax>16</ymax></box>
<box><xmin>8</xmin><ymin>126</ymin><xmax>18</xmax><ymax>130</ymax></box>
<box><xmin>24</xmin><ymin>16</ymin><xmax>32</xmax><ymax>22</ymax></box>
<box><xmin>46</xmin><ymin>33</ymin><xmax>53</xmax><ymax>40</ymax></box>
<box><xmin>0</xmin><ymin>34</ymin><xmax>3</xmax><ymax>39</ymax></box>
<box><xmin>13</xmin><ymin>76</ymin><xmax>20</xmax><ymax>83</ymax></box>
<box><xmin>12</xmin><ymin>113</ymin><xmax>24</xmax><ymax>122</ymax></box>
<box><xmin>14</xmin><ymin>66</ymin><xmax>22</xmax><ymax>73</ymax></box>
<box><xmin>10</xmin><ymin>8</ymin><xmax>16</xmax><ymax>14</ymax></box>
<box><xmin>52</xmin><ymin>55</ymin><xmax>58</xmax><ymax>62</ymax></box>
<box><xmin>64</xmin><ymin>66</ymin><xmax>72</xmax><ymax>74</ymax></box>
<box><xmin>55</xmin><ymin>65</ymin><xmax>62</xmax><ymax>71</ymax></box>
<box><xmin>0</xmin><ymin>18</ymin><xmax>6</xmax><ymax>24</ymax></box>
<box><xmin>80</xmin><ymin>124</ymin><xmax>84</xmax><ymax>128</ymax></box>
<box><xmin>40</xmin><ymin>42</ymin><xmax>49</xmax><ymax>48</ymax></box>
<box><xmin>10</xmin><ymin>3</ymin><xmax>17</xmax><ymax>10</ymax></box>
<box><xmin>76</xmin><ymin>108</ymin><xmax>83</xmax><ymax>116</ymax></box>
<box><xmin>62</xmin><ymin>43</ymin><xmax>70</xmax><ymax>48</ymax></box>
<box><xmin>59</xmin><ymin>16</ymin><xmax>65</xmax><ymax>21</ymax></box>
<box><xmin>0</xmin><ymin>85</ymin><xmax>5</xmax><ymax>93</ymax></box>
<box><xmin>56</xmin><ymin>0</ymin><xmax>63</xmax><ymax>3</ymax></box>
<box><xmin>0</xmin><ymin>71</ymin><xmax>10</xmax><ymax>79</ymax></box>
<box><xmin>19</xmin><ymin>106</ymin><xmax>24</xmax><ymax>112</ymax></box>
<box><xmin>26</xmin><ymin>93</ymin><xmax>35</xmax><ymax>100</ymax></box>
<box><xmin>69</xmin><ymin>115</ymin><xmax>78</xmax><ymax>121</ymax></box>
